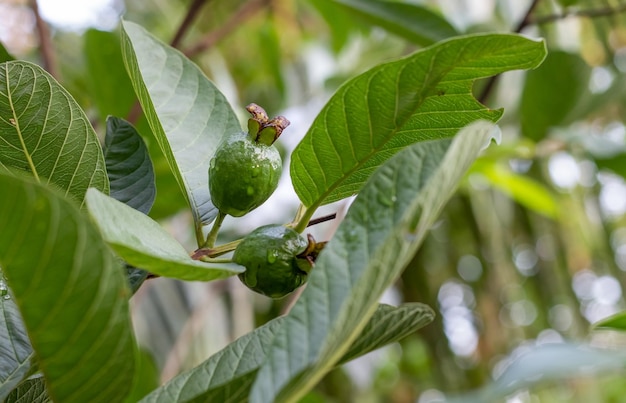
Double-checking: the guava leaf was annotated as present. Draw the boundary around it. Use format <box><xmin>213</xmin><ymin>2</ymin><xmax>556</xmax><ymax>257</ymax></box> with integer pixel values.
<box><xmin>84</xmin><ymin>29</ymin><xmax>137</xmax><ymax>121</ymax></box>
<box><xmin>5</xmin><ymin>377</ymin><xmax>50</xmax><ymax>403</ymax></box>
<box><xmin>120</xmin><ymin>20</ymin><xmax>241</xmax><ymax>228</ymax></box>
<box><xmin>290</xmin><ymin>34</ymin><xmax>545</xmax><ymax>209</ymax></box>
<box><xmin>0</xmin><ymin>61</ymin><xmax>109</xmax><ymax>203</ymax></box>
<box><xmin>140</xmin><ymin>303</ymin><xmax>433</xmax><ymax>402</ymax></box>
<box><xmin>0</xmin><ymin>289</ymin><xmax>33</xmax><ymax>401</ymax></box>
<box><xmin>253</xmin><ymin>121</ymin><xmax>499</xmax><ymax>402</ymax></box>
<box><xmin>447</xmin><ymin>343</ymin><xmax>626</xmax><ymax>402</ymax></box>
<box><xmin>86</xmin><ymin>188</ymin><xmax>243</xmax><ymax>281</ymax></box>
<box><xmin>0</xmin><ymin>42</ymin><xmax>14</xmax><ymax>63</ymax></box>
<box><xmin>334</xmin><ymin>0</ymin><xmax>458</xmax><ymax>46</ymax></box>
<box><xmin>104</xmin><ymin>116</ymin><xmax>156</xmax><ymax>215</ymax></box>
<box><xmin>520</xmin><ymin>51</ymin><xmax>591</xmax><ymax>141</ymax></box>
<box><xmin>0</xmin><ymin>173</ymin><xmax>135</xmax><ymax>403</ymax></box>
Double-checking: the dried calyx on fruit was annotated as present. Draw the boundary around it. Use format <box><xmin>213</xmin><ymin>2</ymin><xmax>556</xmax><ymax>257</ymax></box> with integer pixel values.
<box><xmin>208</xmin><ymin>104</ymin><xmax>289</xmax><ymax>217</ymax></box>
<box><xmin>233</xmin><ymin>224</ymin><xmax>325</xmax><ymax>298</ymax></box>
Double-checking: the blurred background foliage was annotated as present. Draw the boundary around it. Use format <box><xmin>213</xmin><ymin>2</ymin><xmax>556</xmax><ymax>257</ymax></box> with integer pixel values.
<box><xmin>4</xmin><ymin>0</ymin><xmax>626</xmax><ymax>401</ymax></box>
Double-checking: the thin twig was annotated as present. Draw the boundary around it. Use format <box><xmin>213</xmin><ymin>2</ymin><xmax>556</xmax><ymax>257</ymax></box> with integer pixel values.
<box><xmin>29</xmin><ymin>0</ymin><xmax>57</xmax><ymax>78</ymax></box>
<box><xmin>184</xmin><ymin>0</ymin><xmax>270</xmax><ymax>57</ymax></box>
<box><xmin>478</xmin><ymin>0</ymin><xmax>542</xmax><ymax>104</ymax></box>
<box><xmin>307</xmin><ymin>213</ymin><xmax>337</xmax><ymax>227</ymax></box>
<box><xmin>530</xmin><ymin>3</ymin><xmax>626</xmax><ymax>25</ymax></box>
<box><xmin>170</xmin><ymin>0</ymin><xmax>210</xmax><ymax>48</ymax></box>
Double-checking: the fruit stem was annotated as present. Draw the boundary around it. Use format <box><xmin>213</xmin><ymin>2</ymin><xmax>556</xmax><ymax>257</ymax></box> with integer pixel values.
<box><xmin>198</xmin><ymin>257</ymin><xmax>233</xmax><ymax>264</ymax></box>
<box><xmin>204</xmin><ymin>211</ymin><xmax>226</xmax><ymax>248</ymax></box>
<box><xmin>207</xmin><ymin>238</ymin><xmax>242</xmax><ymax>257</ymax></box>
<box><xmin>291</xmin><ymin>203</ymin><xmax>317</xmax><ymax>233</ymax></box>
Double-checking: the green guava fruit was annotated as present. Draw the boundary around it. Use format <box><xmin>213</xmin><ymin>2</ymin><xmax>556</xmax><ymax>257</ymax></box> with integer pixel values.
<box><xmin>209</xmin><ymin>132</ymin><xmax>281</xmax><ymax>217</ymax></box>
<box><xmin>233</xmin><ymin>224</ymin><xmax>313</xmax><ymax>298</ymax></box>
<box><xmin>208</xmin><ymin>103</ymin><xmax>289</xmax><ymax>217</ymax></box>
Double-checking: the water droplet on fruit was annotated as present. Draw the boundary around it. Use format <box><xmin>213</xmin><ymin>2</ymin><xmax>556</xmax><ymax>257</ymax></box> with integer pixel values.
<box><xmin>251</xmin><ymin>166</ymin><xmax>260</xmax><ymax>177</ymax></box>
<box><xmin>267</xmin><ymin>249</ymin><xmax>278</xmax><ymax>264</ymax></box>
<box><xmin>210</xmin><ymin>158</ymin><xmax>216</xmax><ymax>169</ymax></box>
<box><xmin>247</xmin><ymin>186</ymin><xmax>255</xmax><ymax>196</ymax></box>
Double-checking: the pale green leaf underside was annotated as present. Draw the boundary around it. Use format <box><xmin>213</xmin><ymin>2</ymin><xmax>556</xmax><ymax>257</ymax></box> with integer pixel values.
<box><xmin>120</xmin><ymin>21</ymin><xmax>241</xmax><ymax>226</ymax></box>
<box><xmin>0</xmin><ymin>295</ymin><xmax>33</xmax><ymax>401</ymax></box>
<box><xmin>0</xmin><ymin>61</ymin><xmax>109</xmax><ymax>203</ymax></box>
<box><xmin>253</xmin><ymin>121</ymin><xmax>499</xmax><ymax>403</ymax></box>
<box><xmin>448</xmin><ymin>343</ymin><xmax>626</xmax><ymax>403</ymax></box>
<box><xmin>86</xmin><ymin>189</ymin><xmax>243</xmax><ymax>281</ymax></box>
<box><xmin>0</xmin><ymin>173</ymin><xmax>135</xmax><ymax>403</ymax></box>
<box><xmin>290</xmin><ymin>33</ymin><xmax>546</xmax><ymax>208</ymax></box>
<box><xmin>141</xmin><ymin>303</ymin><xmax>433</xmax><ymax>403</ymax></box>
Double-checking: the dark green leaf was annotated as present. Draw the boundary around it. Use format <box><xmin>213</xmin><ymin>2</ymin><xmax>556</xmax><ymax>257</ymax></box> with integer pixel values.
<box><xmin>5</xmin><ymin>377</ymin><xmax>50</xmax><ymax>403</ymax></box>
<box><xmin>0</xmin><ymin>61</ymin><xmax>109</xmax><ymax>203</ymax></box>
<box><xmin>0</xmin><ymin>279</ymin><xmax>33</xmax><ymax>401</ymax></box>
<box><xmin>123</xmin><ymin>349</ymin><xmax>159</xmax><ymax>403</ymax></box>
<box><xmin>334</xmin><ymin>0</ymin><xmax>459</xmax><ymax>46</ymax></box>
<box><xmin>0</xmin><ymin>42</ymin><xmax>14</xmax><ymax>63</ymax></box>
<box><xmin>252</xmin><ymin>122</ymin><xmax>498</xmax><ymax>402</ymax></box>
<box><xmin>290</xmin><ymin>34</ymin><xmax>546</xmax><ymax>209</ymax></box>
<box><xmin>120</xmin><ymin>21</ymin><xmax>241</xmax><ymax>230</ymax></box>
<box><xmin>86</xmin><ymin>188</ymin><xmax>243</xmax><ymax>281</ymax></box>
<box><xmin>126</xmin><ymin>264</ymin><xmax>149</xmax><ymax>294</ymax></box>
<box><xmin>0</xmin><ymin>173</ymin><xmax>136</xmax><ymax>403</ymax></box>
<box><xmin>104</xmin><ymin>116</ymin><xmax>156</xmax><ymax>215</ymax></box>
<box><xmin>140</xmin><ymin>303</ymin><xmax>433</xmax><ymax>402</ymax></box>
<box><xmin>84</xmin><ymin>29</ymin><xmax>137</xmax><ymax>120</ymax></box>
<box><xmin>520</xmin><ymin>51</ymin><xmax>591</xmax><ymax>141</ymax></box>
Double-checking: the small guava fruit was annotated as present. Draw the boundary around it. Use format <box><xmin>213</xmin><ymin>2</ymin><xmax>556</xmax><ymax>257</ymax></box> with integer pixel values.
<box><xmin>233</xmin><ymin>224</ymin><xmax>313</xmax><ymax>298</ymax></box>
<box><xmin>209</xmin><ymin>104</ymin><xmax>289</xmax><ymax>217</ymax></box>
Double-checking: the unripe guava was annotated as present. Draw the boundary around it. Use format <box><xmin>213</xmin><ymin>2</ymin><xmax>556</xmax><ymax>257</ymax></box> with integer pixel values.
<box><xmin>233</xmin><ymin>224</ymin><xmax>312</xmax><ymax>298</ymax></box>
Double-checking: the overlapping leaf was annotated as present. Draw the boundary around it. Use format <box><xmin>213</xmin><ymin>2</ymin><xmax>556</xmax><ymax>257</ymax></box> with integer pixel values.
<box><xmin>104</xmin><ymin>116</ymin><xmax>156</xmax><ymax>215</ymax></box>
<box><xmin>120</xmin><ymin>21</ymin><xmax>241</xmax><ymax>229</ymax></box>
<box><xmin>141</xmin><ymin>303</ymin><xmax>433</xmax><ymax>402</ymax></box>
<box><xmin>334</xmin><ymin>0</ymin><xmax>459</xmax><ymax>46</ymax></box>
<box><xmin>0</xmin><ymin>61</ymin><xmax>109</xmax><ymax>203</ymax></box>
<box><xmin>252</xmin><ymin>122</ymin><xmax>499</xmax><ymax>402</ymax></box>
<box><xmin>0</xmin><ymin>173</ymin><xmax>136</xmax><ymax>403</ymax></box>
<box><xmin>5</xmin><ymin>377</ymin><xmax>49</xmax><ymax>403</ymax></box>
<box><xmin>86</xmin><ymin>189</ymin><xmax>243</xmax><ymax>281</ymax></box>
<box><xmin>290</xmin><ymin>34</ymin><xmax>546</xmax><ymax>209</ymax></box>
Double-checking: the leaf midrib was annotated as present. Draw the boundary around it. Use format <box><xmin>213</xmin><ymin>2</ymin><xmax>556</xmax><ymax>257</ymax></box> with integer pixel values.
<box><xmin>4</xmin><ymin>63</ymin><xmax>39</xmax><ymax>181</ymax></box>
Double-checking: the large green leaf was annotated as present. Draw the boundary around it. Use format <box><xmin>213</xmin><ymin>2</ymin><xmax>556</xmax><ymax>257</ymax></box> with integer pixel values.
<box><xmin>0</xmin><ymin>173</ymin><xmax>136</xmax><ymax>403</ymax></box>
<box><xmin>120</xmin><ymin>20</ymin><xmax>241</xmax><ymax>230</ymax></box>
<box><xmin>334</xmin><ymin>0</ymin><xmax>459</xmax><ymax>46</ymax></box>
<box><xmin>5</xmin><ymin>377</ymin><xmax>49</xmax><ymax>403</ymax></box>
<box><xmin>104</xmin><ymin>116</ymin><xmax>156</xmax><ymax>215</ymax></box>
<box><xmin>0</xmin><ymin>61</ymin><xmax>109</xmax><ymax>203</ymax></box>
<box><xmin>84</xmin><ymin>29</ymin><xmax>137</xmax><ymax>121</ymax></box>
<box><xmin>520</xmin><ymin>51</ymin><xmax>591</xmax><ymax>141</ymax></box>
<box><xmin>86</xmin><ymin>188</ymin><xmax>243</xmax><ymax>281</ymax></box>
<box><xmin>290</xmin><ymin>34</ymin><xmax>546</xmax><ymax>209</ymax></box>
<box><xmin>253</xmin><ymin>121</ymin><xmax>498</xmax><ymax>402</ymax></box>
<box><xmin>140</xmin><ymin>303</ymin><xmax>433</xmax><ymax>402</ymax></box>
<box><xmin>0</xmin><ymin>279</ymin><xmax>33</xmax><ymax>401</ymax></box>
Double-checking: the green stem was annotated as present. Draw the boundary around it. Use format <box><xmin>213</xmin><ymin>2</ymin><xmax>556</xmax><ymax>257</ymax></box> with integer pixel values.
<box><xmin>199</xmin><ymin>257</ymin><xmax>232</xmax><ymax>264</ymax></box>
<box><xmin>208</xmin><ymin>238</ymin><xmax>242</xmax><ymax>257</ymax></box>
<box><xmin>291</xmin><ymin>203</ymin><xmax>317</xmax><ymax>233</ymax></box>
<box><xmin>204</xmin><ymin>211</ymin><xmax>226</xmax><ymax>248</ymax></box>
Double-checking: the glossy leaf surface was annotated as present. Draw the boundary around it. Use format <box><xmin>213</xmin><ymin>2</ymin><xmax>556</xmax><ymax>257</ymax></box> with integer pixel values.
<box><xmin>0</xmin><ymin>61</ymin><xmax>109</xmax><ymax>203</ymax></box>
<box><xmin>290</xmin><ymin>34</ymin><xmax>545</xmax><ymax>209</ymax></box>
